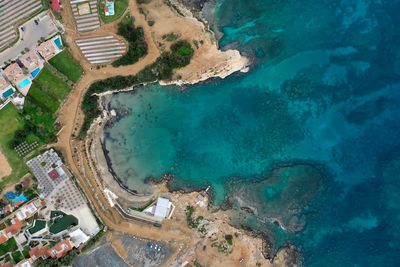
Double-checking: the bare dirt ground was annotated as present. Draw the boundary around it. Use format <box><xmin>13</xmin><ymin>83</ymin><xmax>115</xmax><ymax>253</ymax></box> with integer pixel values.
<box><xmin>51</xmin><ymin>1</ymin><xmax>289</xmax><ymax>266</ymax></box>
<box><xmin>0</xmin><ymin>149</ymin><xmax>11</xmax><ymax>180</ymax></box>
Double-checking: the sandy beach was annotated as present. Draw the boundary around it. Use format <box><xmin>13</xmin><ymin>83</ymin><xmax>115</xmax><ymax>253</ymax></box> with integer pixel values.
<box><xmin>0</xmin><ymin>149</ymin><xmax>11</xmax><ymax>180</ymax></box>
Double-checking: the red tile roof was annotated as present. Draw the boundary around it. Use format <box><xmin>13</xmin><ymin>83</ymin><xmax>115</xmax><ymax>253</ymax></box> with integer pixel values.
<box><xmin>29</xmin><ymin>246</ymin><xmax>51</xmax><ymax>260</ymax></box>
<box><xmin>14</xmin><ymin>201</ymin><xmax>24</xmax><ymax>208</ymax></box>
<box><xmin>50</xmin><ymin>239</ymin><xmax>73</xmax><ymax>259</ymax></box>
<box><xmin>0</xmin><ymin>234</ymin><xmax>8</xmax><ymax>245</ymax></box>
<box><xmin>4</xmin><ymin>218</ymin><xmax>23</xmax><ymax>235</ymax></box>
<box><xmin>30</xmin><ymin>239</ymin><xmax>74</xmax><ymax>261</ymax></box>
<box><xmin>51</xmin><ymin>0</ymin><xmax>61</xmax><ymax>11</ymax></box>
<box><xmin>48</xmin><ymin>169</ymin><xmax>60</xmax><ymax>180</ymax></box>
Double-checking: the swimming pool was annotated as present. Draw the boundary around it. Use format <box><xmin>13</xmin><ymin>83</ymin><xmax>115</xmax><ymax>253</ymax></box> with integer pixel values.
<box><xmin>18</xmin><ymin>78</ymin><xmax>31</xmax><ymax>88</ymax></box>
<box><xmin>105</xmin><ymin>3</ymin><xmax>115</xmax><ymax>16</ymax></box>
<box><xmin>2</xmin><ymin>88</ymin><xmax>14</xmax><ymax>99</ymax></box>
<box><xmin>53</xmin><ymin>36</ymin><xmax>63</xmax><ymax>50</ymax></box>
<box><xmin>31</xmin><ymin>67</ymin><xmax>41</xmax><ymax>78</ymax></box>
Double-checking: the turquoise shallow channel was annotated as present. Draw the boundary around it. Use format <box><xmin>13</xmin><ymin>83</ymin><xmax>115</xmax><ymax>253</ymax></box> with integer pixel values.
<box><xmin>104</xmin><ymin>0</ymin><xmax>400</xmax><ymax>266</ymax></box>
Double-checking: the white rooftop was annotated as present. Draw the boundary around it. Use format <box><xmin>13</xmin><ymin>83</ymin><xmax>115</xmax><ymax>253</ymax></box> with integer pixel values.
<box><xmin>69</xmin><ymin>228</ymin><xmax>90</xmax><ymax>247</ymax></box>
<box><xmin>154</xmin><ymin>197</ymin><xmax>172</xmax><ymax>219</ymax></box>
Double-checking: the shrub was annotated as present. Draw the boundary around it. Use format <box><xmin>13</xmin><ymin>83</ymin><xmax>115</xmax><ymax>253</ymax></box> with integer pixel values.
<box><xmin>225</xmin><ymin>234</ymin><xmax>233</xmax><ymax>245</ymax></box>
<box><xmin>112</xmin><ymin>17</ymin><xmax>148</xmax><ymax>67</ymax></box>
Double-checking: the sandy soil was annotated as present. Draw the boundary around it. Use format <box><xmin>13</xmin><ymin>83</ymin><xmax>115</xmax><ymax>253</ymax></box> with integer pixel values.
<box><xmin>0</xmin><ymin>149</ymin><xmax>11</xmax><ymax>180</ymax></box>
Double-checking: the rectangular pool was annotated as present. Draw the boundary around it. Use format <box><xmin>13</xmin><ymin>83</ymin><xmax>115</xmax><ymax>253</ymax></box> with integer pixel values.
<box><xmin>18</xmin><ymin>78</ymin><xmax>31</xmax><ymax>88</ymax></box>
<box><xmin>2</xmin><ymin>88</ymin><xmax>15</xmax><ymax>99</ymax></box>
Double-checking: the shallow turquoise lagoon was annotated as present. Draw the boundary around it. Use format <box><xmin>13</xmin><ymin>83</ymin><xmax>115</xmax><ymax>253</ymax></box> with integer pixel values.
<box><xmin>104</xmin><ymin>0</ymin><xmax>400</xmax><ymax>265</ymax></box>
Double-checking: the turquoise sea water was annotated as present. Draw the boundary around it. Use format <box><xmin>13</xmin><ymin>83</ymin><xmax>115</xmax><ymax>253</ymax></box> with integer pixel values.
<box><xmin>104</xmin><ymin>0</ymin><xmax>400</xmax><ymax>265</ymax></box>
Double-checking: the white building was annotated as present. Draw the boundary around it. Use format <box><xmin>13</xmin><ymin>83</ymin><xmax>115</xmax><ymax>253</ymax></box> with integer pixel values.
<box><xmin>144</xmin><ymin>197</ymin><xmax>174</xmax><ymax>219</ymax></box>
<box><xmin>69</xmin><ymin>228</ymin><xmax>90</xmax><ymax>247</ymax></box>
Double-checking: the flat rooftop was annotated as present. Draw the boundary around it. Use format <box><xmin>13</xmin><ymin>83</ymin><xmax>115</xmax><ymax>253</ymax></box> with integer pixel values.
<box><xmin>19</xmin><ymin>50</ymin><xmax>42</xmax><ymax>72</ymax></box>
<box><xmin>3</xmin><ymin>63</ymin><xmax>25</xmax><ymax>84</ymax></box>
<box><xmin>36</xmin><ymin>39</ymin><xmax>57</xmax><ymax>61</ymax></box>
<box><xmin>0</xmin><ymin>74</ymin><xmax>11</xmax><ymax>91</ymax></box>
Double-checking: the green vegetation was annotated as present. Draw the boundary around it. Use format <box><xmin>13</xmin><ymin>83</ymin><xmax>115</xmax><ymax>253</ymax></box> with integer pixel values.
<box><xmin>136</xmin><ymin>0</ymin><xmax>152</xmax><ymax>4</ymax></box>
<box><xmin>163</xmin><ymin>33</ymin><xmax>179</xmax><ymax>42</ymax></box>
<box><xmin>28</xmin><ymin>83</ymin><xmax>59</xmax><ymax>114</ymax></box>
<box><xmin>22</xmin><ymin>246</ymin><xmax>30</xmax><ymax>259</ymax></box>
<box><xmin>224</xmin><ymin>234</ymin><xmax>233</xmax><ymax>245</ymax></box>
<box><xmin>49</xmin><ymin>50</ymin><xmax>83</xmax><ymax>82</ymax></box>
<box><xmin>98</xmin><ymin>0</ymin><xmax>129</xmax><ymax>23</ymax></box>
<box><xmin>36</xmin><ymin>249</ymin><xmax>79</xmax><ymax>267</ymax></box>
<box><xmin>15</xmin><ymin>66</ymin><xmax>72</xmax><ymax>147</ymax></box>
<box><xmin>0</xmin><ymin>105</ymin><xmax>29</xmax><ymax>189</ymax></box>
<box><xmin>185</xmin><ymin>206</ymin><xmax>205</xmax><ymax>229</ymax></box>
<box><xmin>11</xmin><ymin>250</ymin><xmax>24</xmax><ymax>263</ymax></box>
<box><xmin>0</xmin><ymin>238</ymin><xmax>17</xmax><ymax>257</ymax></box>
<box><xmin>129</xmin><ymin>198</ymin><xmax>155</xmax><ymax>212</ymax></box>
<box><xmin>211</xmin><ymin>240</ymin><xmax>232</xmax><ymax>254</ymax></box>
<box><xmin>24</xmin><ymin>188</ymin><xmax>38</xmax><ymax>200</ymax></box>
<box><xmin>112</xmin><ymin>16</ymin><xmax>148</xmax><ymax>67</ymax></box>
<box><xmin>41</xmin><ymin>0</ymin><xmax>51</xmax><ymax>9</ymax></box>
<box><xmin>33</xmin><ymin>67</ymin><xmax>71</xmax><ymax>100</ymax></box>
<box><xmin>80</xmin><ymin>40</ymin><xmax>194</xmax><ymax>137</ymax></box>
<box><xmin>49</xmin><ymin>214</ymin><xmax>78</xmax><ymax>234</ymax></box>
<box><xmin>28</xmin><ymin>219</ymin><xmax>47</xmax><ymax>234</ymax></box>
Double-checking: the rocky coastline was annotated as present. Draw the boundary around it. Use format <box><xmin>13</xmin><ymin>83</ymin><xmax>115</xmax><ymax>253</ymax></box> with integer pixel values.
<box><xmin>82</xmin><ymin>1</ymin><xmax>301</xmax><ymax>265</ymax></box>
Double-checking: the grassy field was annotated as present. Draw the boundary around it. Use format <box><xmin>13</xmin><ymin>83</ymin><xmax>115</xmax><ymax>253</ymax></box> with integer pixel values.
<box><xmin>23</xmin><ymin>67</ymin><xmax>71</xmax><ymax>142</ymax></box>
<box><xmin>49</xmin><ymin>50</ymin><xmax>83</xmax><ymax>83</ymax></box>
<box><xmin>28</xmin><ymin>83</ymin><xmax>59</xmax><ymax>114</ymax></box>
<box><xmin>33</xmin><ymin>67</ymin><xmax>71</xmax><ymax>100</ymax></box>
<box><xmin>11</xmin><ymin>251</ymin><xmax>24</xmax><ymax>263</ymax></box>
<box><xmin>0</xmin><ymin>105</ymin><xmax>29</xmax><ymax>190</ymax></box>
<box><xmin>98</xmin><ymin>0</ymin><xmax>129</xmax><ymax>23</ymax></box>
<box><xmin>0</xmin><ymin>66</ymin><xmax>73</xmax><ymax>190</ymax></box>
<box><xmin>0</xmin><ymin>238</ymin><xmax>17</xmax><ymax>257</ymax></box>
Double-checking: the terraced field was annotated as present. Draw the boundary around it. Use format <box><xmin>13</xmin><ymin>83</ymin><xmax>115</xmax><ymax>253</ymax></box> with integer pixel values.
<box><xmin>75</xmin><ymin>35</ymin><xmax>126</xmax><ymax>64</ymax></box>
<box><xmin>0</xmin><ymin>0</ymin><xmax>43</xmax><ymax>50</ymax></box>
<box><xmin>70</xmin><ymin>0</ymin><xmax>100</xmax><ymax>32</ymax></box>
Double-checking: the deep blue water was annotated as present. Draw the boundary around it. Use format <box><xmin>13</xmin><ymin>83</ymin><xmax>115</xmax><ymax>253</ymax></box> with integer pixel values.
<box><xmin>104</xmin><ymin>0</ymin><xmax>400</xmax><ymax>266</ymax></box>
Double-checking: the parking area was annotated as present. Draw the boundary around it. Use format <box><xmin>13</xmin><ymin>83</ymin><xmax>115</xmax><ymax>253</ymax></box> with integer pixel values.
<box><xmin>0</xmin><ymin>12</ymin><xmax>59</xmax><ymax>67</ymax></box>
<box><xmin>75</xmin><ymin>35</ymin><xmax>126</xmax><ymax>64</ymax></box>
<box><xmin>0</xmin><ymin>0</ymin><xmax>43</xmax><ymax>50</ymax></box>
<box><xmin>73</xmin><ymin>234</ymin><xmax>174</xmax><ymax>267</ymax></box>
<box><xmin>73</xmin><ymin>242</ymin><xmax>129</xmax><ymax>267</ymax></box>
<box><xmin>119</xmin><ymin>235</ymin><xmax>174</xmax><ymax>267</ymax></box>
<box><xmin>70</xmin><ymin>0</ymin><xmax>100</xmax><ymax>32</ymax></box>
